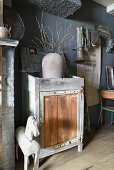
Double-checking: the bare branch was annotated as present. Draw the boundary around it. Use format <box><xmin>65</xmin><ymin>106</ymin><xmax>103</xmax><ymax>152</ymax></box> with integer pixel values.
<box><xmin>32</xmin><ymin>40</ymin><xmax>45</xmax><ymax>51</ymax></box>
<box><xmin>46</xmin><ymin>26</ymin><xmax>54</xmax><ymax>51</ymax></box>
<box><xmin>34</xmin><ymin>12</ymin><xmax>75</xmax><ymax>54</ymax></box>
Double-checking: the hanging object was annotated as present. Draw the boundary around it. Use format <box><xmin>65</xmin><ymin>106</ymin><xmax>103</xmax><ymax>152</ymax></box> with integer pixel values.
<box><xmin>30</xmin><ymin>0</ymin><xmax>82</xmax><ymax>18</ymax></box>
<box><xmin>77</xmin><ymin>42</ymin><xmax>101</xmax><ymax>107</ymax></box>
<box><xmin>4</xmin><ymin>6</ymin><xmax>25</xmax><ymax>41</ymax></box>
<box><xmin>75</xmin><ymin>27</ymin><xmax>90</xmax><ymax>63</ymax></box>
<box><xmin>106</xmin><ymin>66</ymin><xmax>114</xmax><ymax>90</ymax></box>
<box><xmin>91</xmin><ymin>31</ymin><xmax>100</xmax><ymax>47</ymax></box>
<box><xmin>106</xmin><ymin>38</ymin><xmax>114</xmax><ymax>53</ymax></box>
<box><xmin>95</xmin><ymin>25</ymin><xmax>111</xmax><ymax>38</ymax></box>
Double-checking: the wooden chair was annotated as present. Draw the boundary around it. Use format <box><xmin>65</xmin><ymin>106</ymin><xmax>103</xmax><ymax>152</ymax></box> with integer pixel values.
<box><xmin>97</xmin><ymin>90</ymin><xmax>114</xmax><ymax>127</ymax></box>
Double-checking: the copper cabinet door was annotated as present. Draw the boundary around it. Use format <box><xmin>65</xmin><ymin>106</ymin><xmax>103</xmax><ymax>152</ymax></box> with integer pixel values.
<box><xmin>44</xmin><ymin>94</ymin><xmax>78</xmax><ymax>148</ymax></box>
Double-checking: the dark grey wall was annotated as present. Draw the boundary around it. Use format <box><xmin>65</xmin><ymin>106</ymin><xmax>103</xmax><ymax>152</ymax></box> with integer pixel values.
<box><xmin>12</xmin><ymin>0</ymin><xmax>114</xmax><ymax>126</ymax></box>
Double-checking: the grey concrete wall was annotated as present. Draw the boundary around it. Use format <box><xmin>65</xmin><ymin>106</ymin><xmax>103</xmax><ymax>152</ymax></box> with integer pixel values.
<box><xmin>2</xmin><ymin>47</ymin><xmax>15</xmax><ymax>170</ymax></box>
<box><xmin>12</xmin><ymin>0</ymin><xmax>114</xmax><ymax>126</ymax></box>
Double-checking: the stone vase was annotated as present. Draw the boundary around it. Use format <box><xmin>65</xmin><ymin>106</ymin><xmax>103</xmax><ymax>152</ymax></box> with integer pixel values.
<box><xmin>42</xmin><ymin>53</ymin><xmax>66</xmax><ymax>78</ymax></box>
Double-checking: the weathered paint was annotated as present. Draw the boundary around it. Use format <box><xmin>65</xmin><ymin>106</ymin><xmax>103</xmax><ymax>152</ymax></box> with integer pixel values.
<box><xmin>22</xmin><ymin>73</ymin><xmax>84</xmax><ymax>165</ymax></box>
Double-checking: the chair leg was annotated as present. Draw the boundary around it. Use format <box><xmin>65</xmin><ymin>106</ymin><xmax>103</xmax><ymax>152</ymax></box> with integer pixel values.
<box><xmin>97</xmin><ymin>96</ymin><xmax>103</xmax><ymax>128</ymax></box>
<box><xmin>101</xmin><ymin>110</ymin><xmax>103</xmax><ymax>125</ymax></box>
<box><xmin>111</xmin><ymin>112</ymin><xmax>114</xmax><ymax>125</ymax></box>
<box><xmin>97</xmin><ymin>108</ymin><xmax>103</xmax><ymax>128</ymax></box>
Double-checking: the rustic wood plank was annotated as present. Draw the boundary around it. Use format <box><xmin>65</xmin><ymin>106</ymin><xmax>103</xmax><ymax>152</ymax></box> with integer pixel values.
<box><xmin>71</xmin><ymin>94</ymin><xmax>77</xmax><ymax>139</ymax></box>
<box><xmin>50</xmin><ymin>96</ymin><xmax>58</xmax><ymax>146</ymax></box>
<box><xmin>44</xmin><ymin>96</ymin><xmax>58</xmax><ymax>147</ymax></box>
<box><xmin>44</xmin><ymin>96</ymin><xmax>51</xmax><ymax>147</ymax></box>
<box><xmin>58</xmin><ymin>94</ymin><xmax>77</xmax><ymax>143</ymax></box>
<box><xmin>58</xmin><ymin>95</ymin><xmax>66</xmax><ymax>143</ymax></box>
<box><xmin>66</xmin><ymin>95</ymin><xmax>71</xmax><ymax>140</ymax></box>
<box><xmin>58</xmin><ymin>95</ymin><xmax>70</xmax><ymax>143</ymax></box>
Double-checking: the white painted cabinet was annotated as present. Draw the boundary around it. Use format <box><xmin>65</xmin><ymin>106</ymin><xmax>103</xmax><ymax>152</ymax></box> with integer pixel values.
<box><xmin>22</xmin><ymin>73</ymin><xmax>84</xmax><ymax>163</ymax></box>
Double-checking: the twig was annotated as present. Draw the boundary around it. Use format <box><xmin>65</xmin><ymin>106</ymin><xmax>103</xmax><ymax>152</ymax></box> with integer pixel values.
<box><xmin>34</xmin><ymin>12</ymin><xmax>75</xmax><ymax>54</ymax></box>
<box><xmin>32</xmin><ymin>40</ymin><xmax>44</xmax><ymax>51</ymax></box>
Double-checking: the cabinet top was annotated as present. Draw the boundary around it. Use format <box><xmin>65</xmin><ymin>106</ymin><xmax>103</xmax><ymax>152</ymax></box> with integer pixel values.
<box><xmin>22</xmin><ymin>72</ymin><xmax>84</xmax><ymax>92</ymax></box>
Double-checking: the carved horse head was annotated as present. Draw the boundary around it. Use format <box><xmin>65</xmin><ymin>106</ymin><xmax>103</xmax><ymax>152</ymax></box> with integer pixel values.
<box><xmin>25</xmin><ymin>116</ymin><xmax>40</xmax><ymax>141</ymax></box>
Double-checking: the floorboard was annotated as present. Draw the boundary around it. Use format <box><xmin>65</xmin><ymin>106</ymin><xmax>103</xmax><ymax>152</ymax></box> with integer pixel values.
<box><xmin>16</xmin><ymin>124</ymin><xmax>114</xmax><ymax>170</ymax></box>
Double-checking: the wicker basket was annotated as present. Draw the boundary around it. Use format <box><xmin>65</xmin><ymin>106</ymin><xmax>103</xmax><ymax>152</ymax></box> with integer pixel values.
<box><xmin>0</xmin><ymin>27</ymin><xmax>9</xmax><ymax>39</ymax></box>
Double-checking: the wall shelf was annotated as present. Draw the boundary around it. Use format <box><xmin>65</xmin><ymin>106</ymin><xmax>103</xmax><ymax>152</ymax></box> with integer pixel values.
<box><xmin>0</xmin><ymin>38</ymin><xmax>19</xmax><ymax>47</ymax></box>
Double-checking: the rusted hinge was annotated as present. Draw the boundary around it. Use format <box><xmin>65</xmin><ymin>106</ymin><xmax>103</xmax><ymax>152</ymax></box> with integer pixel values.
<box><xmin>81</xmin><ymin>87</ymin><xmax>84</xmax><ymax>99</ymax></box>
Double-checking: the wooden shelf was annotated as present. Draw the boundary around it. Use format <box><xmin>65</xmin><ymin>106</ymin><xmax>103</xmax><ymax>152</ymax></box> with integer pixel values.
<box><xmin>0</xmin><ymin>38</ymin><xmax>19</xmax><ymax>47</ymax></box>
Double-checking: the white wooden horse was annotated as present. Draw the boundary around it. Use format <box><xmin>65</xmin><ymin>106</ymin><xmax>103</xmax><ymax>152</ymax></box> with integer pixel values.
<box><xmin>16</xmin><ymin>116</ymin><xmax>40</xmax><ymax>170</ymax></box>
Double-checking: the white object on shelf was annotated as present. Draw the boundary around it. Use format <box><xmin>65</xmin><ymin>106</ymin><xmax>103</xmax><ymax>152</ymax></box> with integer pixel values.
<box><xmin>0</xmin><ymin>38</ymin><xmax>19</xmax><ymax>47</ymax></box>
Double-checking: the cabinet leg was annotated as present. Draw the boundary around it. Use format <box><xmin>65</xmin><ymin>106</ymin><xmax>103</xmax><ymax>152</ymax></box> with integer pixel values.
<box><xmin>78</xmin><ymin>143</ymin><xmax>83</xmax><ymax>152</ymax></box>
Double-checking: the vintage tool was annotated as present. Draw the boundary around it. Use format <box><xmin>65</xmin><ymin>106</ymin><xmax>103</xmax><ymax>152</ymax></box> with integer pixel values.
<box><xmin>91</xmin><ymin>31</ymin><xmax>99</xmax><ymax>46</ymax></box>
<box><xmin>75</xmin><ymin>27</ymin><xmax>91</xmax><ymax>63</ymax></box>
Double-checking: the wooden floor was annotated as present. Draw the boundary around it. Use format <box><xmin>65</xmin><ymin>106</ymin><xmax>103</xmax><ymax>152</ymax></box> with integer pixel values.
<box><xmin>16</xmin><ymin>124</ymin><xmax>114</xmax><ymax>170</ymax></box>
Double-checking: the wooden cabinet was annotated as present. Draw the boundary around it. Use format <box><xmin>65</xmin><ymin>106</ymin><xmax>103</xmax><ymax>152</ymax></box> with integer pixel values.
<box><xmin>22</xmin><ymin>73</ymin><xmax>84</xmax><ymax>162</ymax></box>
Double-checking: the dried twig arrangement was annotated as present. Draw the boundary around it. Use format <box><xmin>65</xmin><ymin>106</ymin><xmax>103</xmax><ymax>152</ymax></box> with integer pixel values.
<box><xmin>32</xmin><ymin>12</ymin><xmax>75</xmax><ymax>54</ymax></box>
